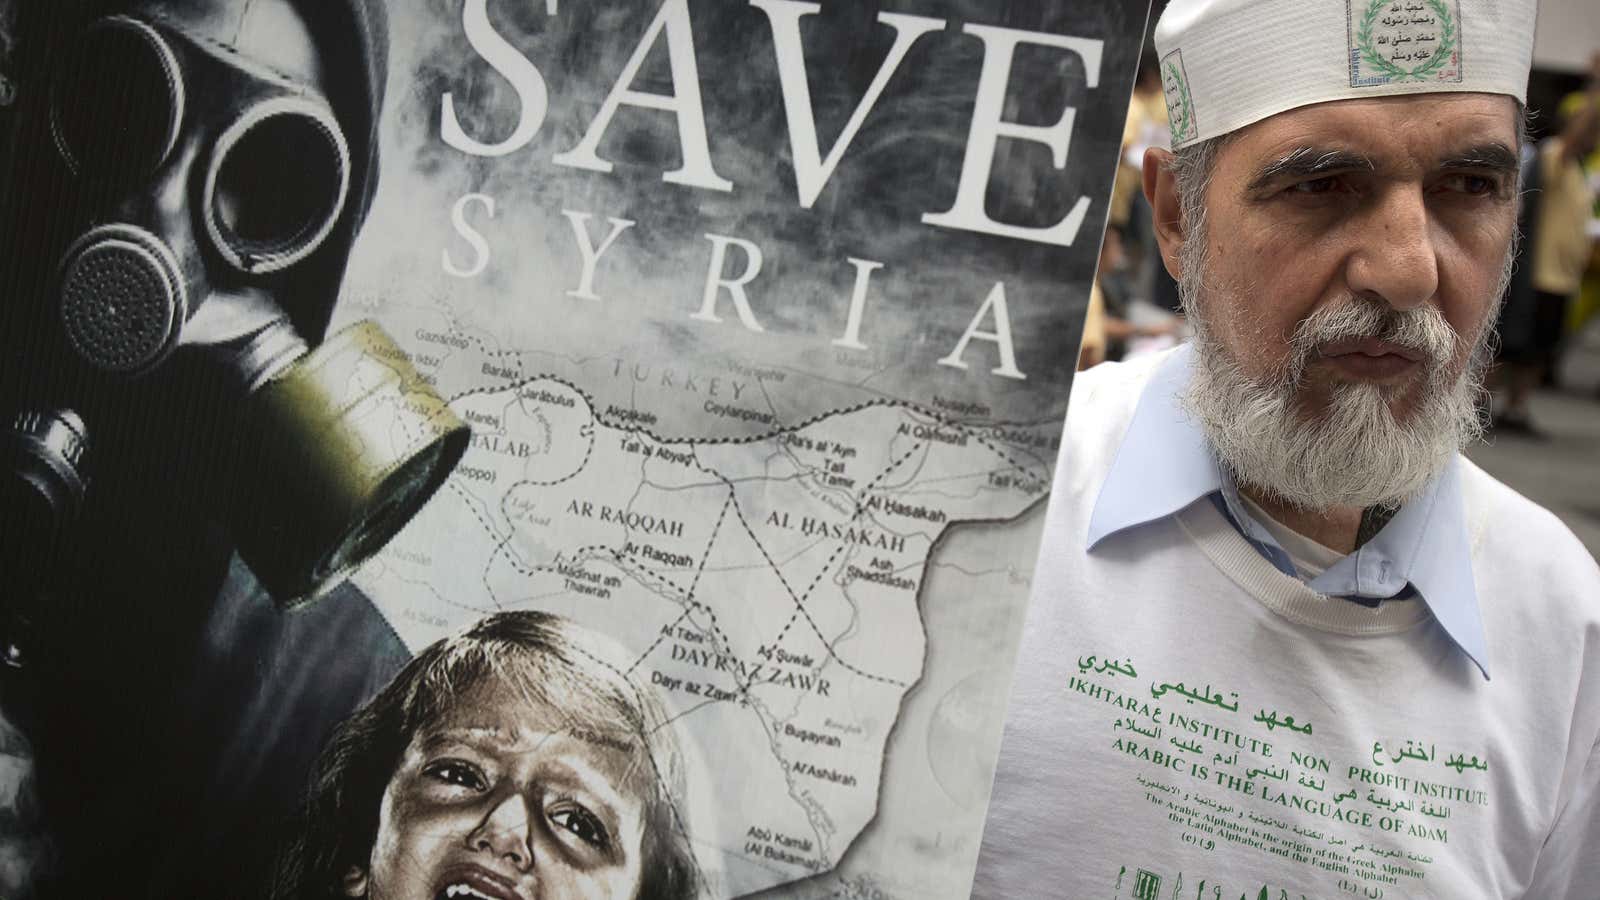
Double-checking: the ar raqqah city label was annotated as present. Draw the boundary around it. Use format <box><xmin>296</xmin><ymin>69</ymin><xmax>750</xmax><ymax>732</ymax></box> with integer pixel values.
<box><xmin>437</xmin><ymin>0</ymin><xmax>1110</xmax><ymax>383</ymax></box>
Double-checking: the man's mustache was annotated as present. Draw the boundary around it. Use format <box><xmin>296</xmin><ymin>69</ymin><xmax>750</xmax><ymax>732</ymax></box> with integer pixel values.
<box><xmin>1284</xmin><ymin>300</ymin><xmax>1462</xmax><ymax>384</ymax></box>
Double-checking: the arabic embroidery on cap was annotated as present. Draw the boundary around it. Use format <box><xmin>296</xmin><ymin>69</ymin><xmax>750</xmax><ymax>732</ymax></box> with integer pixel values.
<box><xmin>1347</xmin><ymin>0</ymin><xmax>1464</xmax><ymax>87</ymax></box>
<box><xmin>1162</xmin><ymin>49</ymin><xmax>1198</xmax><ymax>146</ymax></box>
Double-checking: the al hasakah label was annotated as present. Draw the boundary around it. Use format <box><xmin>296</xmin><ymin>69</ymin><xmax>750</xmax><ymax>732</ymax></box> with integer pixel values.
<box><xmin>340</xmin><ymin>2</ymin><xmax>1145</xmax><ymax>898</ymax></box>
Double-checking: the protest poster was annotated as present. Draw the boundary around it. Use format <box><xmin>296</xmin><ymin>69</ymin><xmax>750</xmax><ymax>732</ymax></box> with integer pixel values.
<box><xmin>0</xmin><ymin>1</ymin><xmax>1146</xmax><ymax>895</ymax></box>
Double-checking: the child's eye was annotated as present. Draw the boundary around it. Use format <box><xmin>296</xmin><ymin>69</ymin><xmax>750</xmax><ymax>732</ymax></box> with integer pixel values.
<box><xmin>422</xmin><ymin>758</ymin><xmax>487</xmax><ymax>791</ymax></box>
<box><xmin>549</xmin><ymin>802</ymin><xmax>611</xmax><ymax>851</ymax></box>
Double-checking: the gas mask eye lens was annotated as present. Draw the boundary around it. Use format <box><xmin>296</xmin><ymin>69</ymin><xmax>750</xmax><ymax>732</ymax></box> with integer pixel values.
<box><xmin>205</xmin><ymin>100</ymin><xmax>350</xmax><ymax>273</ymax></box>
<box><xmin>50</xmin><ymin>18</ymin><xmax>181</xmax><ymax>183</ymax></box>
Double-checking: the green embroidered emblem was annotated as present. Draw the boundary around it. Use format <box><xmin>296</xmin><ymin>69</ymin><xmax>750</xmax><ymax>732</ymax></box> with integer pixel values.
<box><xmin>1355</xmin><ymin>0</ymin><xmax>1458</xmax><ymax>83</ymax></box>
<box><xmin>1162</xmin><ymin>50</ymin><xmax>1197</xmax><ymax>145</ymax></box>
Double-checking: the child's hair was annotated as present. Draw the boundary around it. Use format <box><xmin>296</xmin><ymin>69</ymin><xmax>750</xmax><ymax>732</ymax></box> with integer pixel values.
<box><xmin>271</xmin><ymin>610</ymin><xmax>701</xmax><ymax>899</ymax></box>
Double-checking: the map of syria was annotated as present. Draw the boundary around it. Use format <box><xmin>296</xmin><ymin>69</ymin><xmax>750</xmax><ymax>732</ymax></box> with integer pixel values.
<box><xmin>359</xmin><ymin>374</ymin><xmax>1051</xmax><ymax>895</ymax></box>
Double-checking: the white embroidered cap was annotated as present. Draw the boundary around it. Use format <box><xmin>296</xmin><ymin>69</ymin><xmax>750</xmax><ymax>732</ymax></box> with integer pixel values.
<box><xmin>1153</xmin><ymin>0</ymin><xmax>1536</xmax><ymax>148</ymax></box>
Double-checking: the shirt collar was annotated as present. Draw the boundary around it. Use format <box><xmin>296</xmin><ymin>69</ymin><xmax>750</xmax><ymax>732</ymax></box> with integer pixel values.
<box><xmin>1086</xmin><ymin>345</ymin><xmax>1489</xmax><ymax>679</ymax></box>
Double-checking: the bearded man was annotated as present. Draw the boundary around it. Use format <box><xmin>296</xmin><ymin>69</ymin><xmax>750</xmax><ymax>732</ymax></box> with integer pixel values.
<box><xmin>971</xmin><ymin>1</ymin><xmax>1600</xmax><ymax>897</ymax></box>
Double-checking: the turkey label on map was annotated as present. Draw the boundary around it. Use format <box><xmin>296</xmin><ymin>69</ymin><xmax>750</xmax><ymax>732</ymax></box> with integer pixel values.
<box><xmin>340</xmin><ymin>1</ymin><xmax>1145</xmax><ymax>897</ymax></box>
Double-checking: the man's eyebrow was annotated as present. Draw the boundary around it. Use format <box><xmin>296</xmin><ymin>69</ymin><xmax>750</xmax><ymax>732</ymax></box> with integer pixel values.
<box><xmin>1247</xmin><ymin>147</ymin><xmax>1375</xmax><ymax>191</ymax></box>
<box><xmin>1437</xmin><ymin>142</ymin><xmax>1520</xmax><ymax>174</ymax></box>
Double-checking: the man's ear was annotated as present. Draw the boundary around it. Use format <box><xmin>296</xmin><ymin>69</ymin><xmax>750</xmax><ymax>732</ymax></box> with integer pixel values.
<box><xmin>341</xmin><ymin>865</ymin><xmax>369</xmax><ymax>898</ymax></box>
<box><xmin>1142</xmin><ymin>147</ymin><xmax>1188</xmax><ymax>284</ymax></box>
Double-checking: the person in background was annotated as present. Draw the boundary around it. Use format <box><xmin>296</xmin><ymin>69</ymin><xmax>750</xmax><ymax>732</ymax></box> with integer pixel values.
<box><xmin>1107</xmin><ymin>55</ymin><xmax>1168</xmax><ymax>247</ymax></box>
<box><xmin>1493</xmin><ymin>88</ymin><xmax>1599</xmax><ymax>433</ymax></box>
<box><xmin>1557</xmin><ymin>53</ymin><xmax>1600</xmax><ymax>344</ymax></box>
<box><xmin>1079</xmin><ymin>228</ymin><xmax>1180</xmax><ymax>371</ymax></box>
<box><xmin>1114</xmin><ymin>52</ymin><xmax>1189</xmax><ymax>317</ymax></box>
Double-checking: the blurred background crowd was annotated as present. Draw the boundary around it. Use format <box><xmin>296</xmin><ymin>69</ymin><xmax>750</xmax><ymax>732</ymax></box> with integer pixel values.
<box><xmin>1083</xmin><ymin>0</ymin><xmax>1600</xmax><ymax>558</ymax></box>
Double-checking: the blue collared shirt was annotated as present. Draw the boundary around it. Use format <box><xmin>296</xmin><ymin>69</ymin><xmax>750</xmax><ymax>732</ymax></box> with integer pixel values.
<box><xmin>1085</xmin><ymin>345</ymin><xmax>1488</xmax><ymax>679</ymax></box>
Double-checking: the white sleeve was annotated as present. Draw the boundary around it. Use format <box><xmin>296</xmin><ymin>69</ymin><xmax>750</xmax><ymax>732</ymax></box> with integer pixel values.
<box><xmin>1522</xmin><ymin>738</ymin><xmax>1600</xmax><ymax>899</ymax></box>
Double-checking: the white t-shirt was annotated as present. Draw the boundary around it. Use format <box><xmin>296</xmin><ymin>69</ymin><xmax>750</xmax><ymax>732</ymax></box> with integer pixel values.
<box><xmin>1236</xmin><ymin>492</ymin><xmax>1344</xmax><ymax>580</ymax></box>
<box><xmin>971</xmin><ymin>354</ymin><xmax>1600</xmax><ymax>899</ymax></box>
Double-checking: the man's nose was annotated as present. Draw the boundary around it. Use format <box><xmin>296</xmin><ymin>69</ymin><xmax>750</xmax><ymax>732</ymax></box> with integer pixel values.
<box><xmin>1344</xmin><ymin>186</ymin><xmax>1439</xmax><ymax>311</ymax></box>
<box><xmin>466</xmin><ymin>791</ymin><xmax>535</xmax><ymax>873</ymax></box>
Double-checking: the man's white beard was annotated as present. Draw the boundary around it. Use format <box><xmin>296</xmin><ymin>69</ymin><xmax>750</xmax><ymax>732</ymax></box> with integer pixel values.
<box><xmin>1180</xmin><ymin>241</ymin><xmax>1500</xmax><ymax>512</ymax></box>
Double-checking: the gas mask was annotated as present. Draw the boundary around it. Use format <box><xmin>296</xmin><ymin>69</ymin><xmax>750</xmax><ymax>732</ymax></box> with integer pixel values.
<box><xmin>4</xmin><ymin>11</ymin><xmax>467</xmax><ymax>607</ymax></box>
